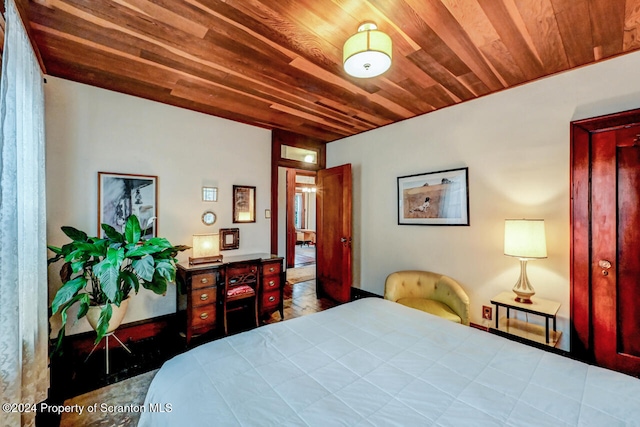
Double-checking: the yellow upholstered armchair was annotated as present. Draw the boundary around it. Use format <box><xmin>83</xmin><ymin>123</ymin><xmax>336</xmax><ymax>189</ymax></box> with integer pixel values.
<box><xmin>384</xmin><ymin>271</ymin><xmax>470</xmax><ymax>325</ymax></box>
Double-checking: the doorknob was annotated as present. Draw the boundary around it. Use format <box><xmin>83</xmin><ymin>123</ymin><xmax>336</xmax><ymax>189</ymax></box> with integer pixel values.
<box><xmin>599</xmin><ymin>259</ymin><xmax>612</xmax><ymax>276</ymax></box>
<box><xmin>340</xmin><ymin>237</ymin><xmax>347</xmax><ymax>242</ymax></box>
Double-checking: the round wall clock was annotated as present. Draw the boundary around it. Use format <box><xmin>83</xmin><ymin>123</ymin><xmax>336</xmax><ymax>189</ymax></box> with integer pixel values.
<box><xmin>202</xmin><ymin>211</ymin><xmax>217</xmax><ymax>226</ymax></box>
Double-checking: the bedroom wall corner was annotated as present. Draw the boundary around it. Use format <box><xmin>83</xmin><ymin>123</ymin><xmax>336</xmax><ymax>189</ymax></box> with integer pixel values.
<box><xmin>326</xmin><ymin>49</ymin><xmax>640</xmax><ymax>351</ymax></box>
<box><xmin>45</xmin><ymin>76</ymin><xmax>272</xmax><ymax>336</ymax></box>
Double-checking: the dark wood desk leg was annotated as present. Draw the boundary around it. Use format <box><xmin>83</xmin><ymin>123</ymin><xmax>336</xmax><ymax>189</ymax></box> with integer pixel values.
<box><xmin>553</xmin><ymin>316</ymin><xmax>557</xmax><ymax>332</ymax></box>
<box><xmin>545</xmin><ymin>317</ymin><xmax>550</xmax><ymax>343</ymax></box>
<box><xmin>495</xmin><ymin>305</ymin><xmax>499</xmax><ymax>329</ymax></box>
<box><xmin>506</xmin><ymin>307</ymin><xmax>510</xmax><ymax>320</ymax></box>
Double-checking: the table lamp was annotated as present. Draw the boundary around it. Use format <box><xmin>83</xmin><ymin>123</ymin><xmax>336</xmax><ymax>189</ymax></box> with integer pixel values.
<box><xmin>504</xmin><ymin>219</ymin><xmax>547</xmax><ymax>304</ymax></box>
<box><xmin>189</xmin><ymin>233</ymin><xmax>223</xmax><ymax>265</ymax></box>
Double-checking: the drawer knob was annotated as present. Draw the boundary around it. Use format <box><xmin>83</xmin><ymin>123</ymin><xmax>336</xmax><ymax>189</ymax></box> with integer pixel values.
<box><xmin>200</xmin><ymin>293</ymin><xmax>209</xmax><ymax>301</ymax></box>
<box><xmin>200</xmin><ymin>312</ymin><xmax>209</xmax><ymax>320</ymax></box>
<box><xmin>200</xmin><ymin>278</ymin><xmax>209</xmax><ymax>284</ymax></box>
<box><xmin>251</xmin><ymin>268</ymin><xmax>256</xmax><ymax>273</ymax></box>
<box><xmin>268</xmin><ymin>280</ymin><xmax>275</xmax><ymax>287</ymax></box>
<box><xmin>269</xmin><ymin>267</ymin><xmax>275</xmax><ymax>272</ymax></box>
<box><xmin>268</xmin><ymin>296</ymin><xmax>276</xmax><ymax>302</ymax></box>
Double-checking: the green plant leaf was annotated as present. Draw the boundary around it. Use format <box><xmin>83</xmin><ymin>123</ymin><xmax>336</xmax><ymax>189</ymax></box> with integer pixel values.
<box><xmin>51</xmin><ymin>276</ymin><xmax>87</xmax><ymax>314</ymax></box>
<box><xmin>132</xmin><ymin>255</ymin><xmax>154</xmax><ymax>282</ymax></box>
<box><xmin>48</xmin><ymin>245</ymin><xmax>63</xmax><ymax>254</ymax></box>
<box><xmin>93</xmin><ymin>249</ymin><xmax>123</xmax><ymax>303</ymax></box>
<box><xmin>70</xmin><ymin>260</ymin><xmax>86</xmax><ymax>274</ymax></box>
<box><xmin>143</xmin><ymin>270</ymin><xmax>168</xmax><ymax>295</ymax></box>
<box><xmin>125</xmin><ymin>244</ymin><xmax>161</xmax><ymax>258</ymax></box>
<box><xmin>94</xmin><ymin>304</ymin><xmax>113</xmax><ymax>344</ymax></box>
<box><xmin>101</xmin><ymin>223</ymin><xmax>124</xmax><ymax>242</ymax></box>
<box><xmin>154</xmin><ymin>259</ymin><xmax>175</xmax><ymax>282</ymax></box>
<box><xmin>61</xmin><ymin>226</ymin><xmax>88</xmax><ymax>242</ymax></box>
<box><xmin>144</xmin><ymin>237</ymin><xmax>173</xmax><ymax>248</ymax></box>
<box><xmin>124</xmin><ymin>215</ymin><xmax>142</xmax><ymax>245</ymax></box>
<box><xmin>77</xmin><ymin>294</ymin><xmax>91</xmax><ymax>319</ymax></box>
<box><xmin>120</xmin><ymin>270</ymin><xmax>140</xmax><ymax>294</ymax></box>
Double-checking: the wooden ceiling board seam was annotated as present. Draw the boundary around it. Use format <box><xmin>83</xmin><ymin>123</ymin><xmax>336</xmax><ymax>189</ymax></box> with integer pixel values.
<box><xmin>38</xmin><ymin>1</ymin><xmax>356</xmax><ymax>125</ymax></box>
<box><xmin>367</xmin><ymin>0</ymin><xmax>473</xmax><ymax>77</ymax></box>
<box><xmin>112</xmin><ymin>0</ymin><xmax>209</xmax><ymax>38</ymax></box>
<box><xmin>513</xmin><ymin>0</ymin><xmax>569</xmax><ymax>75</ymax></box>
<box><xmin>551</xmin><ymin>1</ymin><xmax>594</xmax><ymax>68</ymax></box>
<box><xmin>405</xmin><ymin>0</ymin><xmax>504</xmax><ymax>91</ymax></box>
<box><xmin>589</xmin><ymin>0</ymin><xmax>626</xmax><ymax>59</ymax></box>
<box><xmin>182</xmin><ymin>0</ymin><xmax>297</xmax><ymax>62</ymax></box>
<box><xmin>138</xmin><ymin>48</ymin><xmax>373</xmax><ymax>131</ymax></box>
<box><xmin>223</xmin><ymin>0</ymin><xmax>344</xmax><ymax>74</ymax></box>
<box><xmin>288</xmin><ymin>56</ymin><xmax>413</xmax><ymax>120</ymax></box>
<box><xmin>624</xmin><ymin>0</ymin><xmax>640</xmax><ymax>51</ymax></box>
<box><xmin>476</xmin><ymin>0</ymin><xmax>545</xmax><ymax>80</ymax></box>
<box><xmin>407</xmin><ymin>49</ymin><xmax>474</xmax><ymax>102</ymax></box>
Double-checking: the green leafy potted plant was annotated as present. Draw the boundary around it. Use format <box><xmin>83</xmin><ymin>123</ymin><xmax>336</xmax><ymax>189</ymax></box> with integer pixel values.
<box><xmin>47</xmin><ymin>215</ymin><xmax>188</xmax><ymax>354</ymax></box>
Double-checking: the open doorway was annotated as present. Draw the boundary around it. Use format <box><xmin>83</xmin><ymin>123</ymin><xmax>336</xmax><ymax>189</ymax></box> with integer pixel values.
<box><xmin>277</xmin><ymin>167</ymin><xmax>317</xmax><ymax>284</ymax></box>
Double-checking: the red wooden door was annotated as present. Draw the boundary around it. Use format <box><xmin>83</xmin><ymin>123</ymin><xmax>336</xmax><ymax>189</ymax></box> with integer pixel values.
<box><xmin>591</xmin><ymin>126</ymin><xmax>640</xmax><ymax>375</ymax></box>
<box><xmin>286</xmin><ymin>169</ymin><xmax>296</xmax><ymax>268</ymax></box>
<box><xmin>316</xmin><ymin>164</ymin><xmax>352</xmax><ymax>303</ymax></box>
<box><xmin>572</xmin><ymin>110</ymin><xmax>640</xmax><ymax>376</ymax></box>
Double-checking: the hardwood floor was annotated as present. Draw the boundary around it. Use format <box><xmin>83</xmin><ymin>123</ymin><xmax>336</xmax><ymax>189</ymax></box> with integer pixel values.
<box><xmin>39</xmin><ymin>277</ymin><xmax>337</xmax><ymax>427</ymax></box>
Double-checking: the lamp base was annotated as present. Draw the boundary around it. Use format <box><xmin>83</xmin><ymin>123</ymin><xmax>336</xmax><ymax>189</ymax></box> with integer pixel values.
<box><xmin>189</xmin><ymin>255</ymin><xmax>223</xmax><ymax>265</ymax></box>
<box><xmin>512</xmin><ymin>259</ymin><xmax>535</xmax><ymax>304</ymax></box>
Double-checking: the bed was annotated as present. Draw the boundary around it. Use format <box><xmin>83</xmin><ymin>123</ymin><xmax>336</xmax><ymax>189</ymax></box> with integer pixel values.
<box><xmin>139</xmin><ymin>298</ymin><xmax>640</xmax><ymax>426</ymax></box>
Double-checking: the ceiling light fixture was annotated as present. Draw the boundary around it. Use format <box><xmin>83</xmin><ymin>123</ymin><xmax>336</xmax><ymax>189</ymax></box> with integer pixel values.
<box><xmin>343</xmin><ymin>22</ymin><xmax>392</xmax><ymax>78</ymax></box>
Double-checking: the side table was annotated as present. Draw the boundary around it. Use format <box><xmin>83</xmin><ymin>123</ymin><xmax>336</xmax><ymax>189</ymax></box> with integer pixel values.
<box><xmin>490</xmin><ymin>291</ymin><xmax>561</xmax><ymax>347</ymax></box>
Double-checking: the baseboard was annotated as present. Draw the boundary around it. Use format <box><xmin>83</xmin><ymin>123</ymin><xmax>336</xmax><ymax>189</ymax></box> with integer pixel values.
<box><xmin>350</xmin><ymin>287</ymin><xmax>383</xmax><ymax>300</ymax></box>
<box><xmin>470</xmin><ymin>322</ymin><xmax>490</xmax><ymax>331</ymax></box>
<box><xmin>59</xmin><ymin>313</ymin><xmax>177</xmax><ymax>356</ymax></box>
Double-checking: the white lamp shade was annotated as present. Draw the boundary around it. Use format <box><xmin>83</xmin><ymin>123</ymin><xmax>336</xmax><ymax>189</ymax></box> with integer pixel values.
<box><xmin>192</xmin><ymin>234</ymin><xmax>219</xmax><ymax>258</ymax></box>
<box><xmin>343</xmin><ymin>23</ymin><xmax>392</xmax><ymax>78</ymax></box>
<box><xmin>504</xmin><ymin>219</ymin><xmax>547</xmax><ymax>259</ymax></box>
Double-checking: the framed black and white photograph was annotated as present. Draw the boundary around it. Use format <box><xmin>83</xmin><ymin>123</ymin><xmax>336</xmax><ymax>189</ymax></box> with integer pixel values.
<box><xmin>232</xmin><ymin>185</ymin><xmax>256</xmax><ymax>223</ymax></box>
<box><xmin>98</xmin><ymin>172</ymin><xmax>158</xmax><ymax>238</ymax></box>
<box><xmin>397</xmin><ymin>167</ymin><xmax>469</xmax><ymax>226</ymax></box>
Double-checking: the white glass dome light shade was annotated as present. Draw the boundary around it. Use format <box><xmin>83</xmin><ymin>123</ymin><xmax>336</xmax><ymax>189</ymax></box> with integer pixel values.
<box><xmin>343</xmin><ymin>23</ymin><xmax>392</xmax><ymax>78</ymax></box>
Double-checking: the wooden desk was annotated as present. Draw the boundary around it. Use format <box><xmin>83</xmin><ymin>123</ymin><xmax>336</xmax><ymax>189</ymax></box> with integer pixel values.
<box><xmin>176</xmin><ymin>253</ymin><xmax>284</xmax><ymax>344</ymax></box>
<box><xmin>490</xmin><ymin>291</ymin><xmax>562</xmax><ymax>347</ymax></box>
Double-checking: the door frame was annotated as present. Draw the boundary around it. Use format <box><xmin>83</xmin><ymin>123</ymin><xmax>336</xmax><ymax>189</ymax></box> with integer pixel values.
<box><xmin>570</xmin><ymin>107</ymin><xmax>640</xmax><ymax>360</ymax></box>
<box><xmin>270</xmin><ymin>130</ymin><xmax>326</xmax><ymax>258</ymax></box>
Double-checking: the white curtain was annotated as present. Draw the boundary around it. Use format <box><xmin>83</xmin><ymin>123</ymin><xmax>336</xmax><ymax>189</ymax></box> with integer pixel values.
<box><xmin>0</xmin><ymin>1</ymin><xmax>49</xmax><ymax>426</ymax></box>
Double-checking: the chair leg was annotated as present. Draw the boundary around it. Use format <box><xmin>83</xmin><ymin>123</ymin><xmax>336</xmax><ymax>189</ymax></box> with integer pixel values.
<box><xmin>253</xmin><ymin>296</ymin><xmax>259</xmax><ymax>328</ymax></box>
<box><xmin>223</xmin><ymin>305</ymin><xmax>228</xmax><ymax>335</ymax></box>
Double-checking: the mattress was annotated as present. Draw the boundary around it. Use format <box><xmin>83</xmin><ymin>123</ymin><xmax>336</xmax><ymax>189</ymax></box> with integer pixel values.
<box><xmin>139</xmin><ymin>298</ymin><xmax>640</xmax><ymax>426</ymax></box>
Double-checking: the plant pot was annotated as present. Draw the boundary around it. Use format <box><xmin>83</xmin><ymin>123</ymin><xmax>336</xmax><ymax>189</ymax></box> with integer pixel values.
<box><xmin>86</xmin><ymin>298</ymin><xmax>130</xmax><ymax>334</ymax></box>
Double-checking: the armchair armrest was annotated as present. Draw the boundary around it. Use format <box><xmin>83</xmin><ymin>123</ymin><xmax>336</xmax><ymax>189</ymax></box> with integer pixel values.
<box><xmin>432</xmin><ymin>275</ymin><xmax>470</xmax><ymax>325</ymax></box>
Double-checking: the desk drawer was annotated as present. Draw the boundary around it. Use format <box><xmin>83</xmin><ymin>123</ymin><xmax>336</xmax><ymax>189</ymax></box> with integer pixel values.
<box><xmin>191</xmin><ymin>272</ymin><xmax>216</xmax><ymax>290</ymax></box>
<box><xmin>262</xmin><ymin>290</ymin><xmax>280</xmax><ymax>310</ymax></box>
<box><xmin>191</xmin><ymin>287</ymin><xmax>216</xmax><ymax>307</ymax></box>
<box><xmin>191</xmin><ymin>306</ymin><xmax>216</xmax><ymax>329</ymax></box>
<box><xmin>227</xmin><ymin>263</ymin><xmax>258</xmax><ymax>278</ymax></box>
<box><xmin>263</xmin><ymin>275</ymin><xmax>280</xmax><ymax>292</ymax></box>
<box><xmin>262</xmin><ymin>262</ymin><xmax>282</xmax><ymax>276</ymax></box>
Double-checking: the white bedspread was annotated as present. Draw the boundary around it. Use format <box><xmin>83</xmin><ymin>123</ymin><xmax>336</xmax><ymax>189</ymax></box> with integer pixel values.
<box><xmin>139</xmin><ymin>298</ymin><xmax>640</xmax><ymax>426</ymax></box>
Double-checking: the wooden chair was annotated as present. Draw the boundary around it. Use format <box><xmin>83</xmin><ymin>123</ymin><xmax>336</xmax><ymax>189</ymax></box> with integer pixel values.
<box><xmin>223</xmin><ymin>262</ymin><xmax>259</xmax><ymax>335</ymax></box>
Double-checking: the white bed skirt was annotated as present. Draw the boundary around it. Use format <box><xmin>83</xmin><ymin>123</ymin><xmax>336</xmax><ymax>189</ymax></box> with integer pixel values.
<box><xmin>139</xmin><ymin>298</ymin><xmax>640</xmax><ymax>426</ymax></box>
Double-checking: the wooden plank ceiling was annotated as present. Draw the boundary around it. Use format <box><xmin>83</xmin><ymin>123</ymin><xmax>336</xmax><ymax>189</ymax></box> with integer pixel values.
<box><xmin>28</xmin><ymin>0</ymin><xmax>640</xmax><ymax>142</ymax></box>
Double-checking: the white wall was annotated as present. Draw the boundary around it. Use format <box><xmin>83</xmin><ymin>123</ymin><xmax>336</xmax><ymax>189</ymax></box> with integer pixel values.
<box><xmin>46</xmin><ymin>77</ymin><xmax>272</xmax><ymax>335</ymax></box>
<box><xmin>327</xmin><ymin>50</ymin><xmax>640</xmax><ymax>351</ymax></box>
